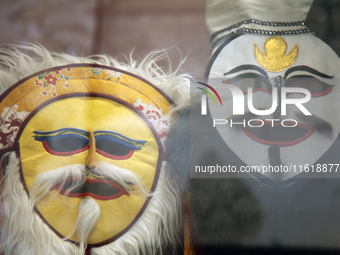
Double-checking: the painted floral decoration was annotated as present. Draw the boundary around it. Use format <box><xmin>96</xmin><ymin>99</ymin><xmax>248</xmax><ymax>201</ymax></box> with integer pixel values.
<box><xmin>84</xmin><ymin>68</ymin><xmax>123</xmax><ymax>83</ymax></box>
<box><xmin>34</xmin><ymin>68</ymin><xmax>71</xmax><ymax>97</ymax></box>
<box><xmin>133</xmin><ymin>98</ymin><xmax>171</xmax><ymax>145</ymax></box>
<box><xmin>0</xmin><ymin>105</ymin><xmax>29</xmax><ymax>149</ymax></box>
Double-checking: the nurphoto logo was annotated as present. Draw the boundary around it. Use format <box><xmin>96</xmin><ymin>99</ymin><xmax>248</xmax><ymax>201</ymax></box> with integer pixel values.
<box><xmin>197</xmin><ymin>81</ymin><xmax>312</xmax><ymax>128</ymax></box>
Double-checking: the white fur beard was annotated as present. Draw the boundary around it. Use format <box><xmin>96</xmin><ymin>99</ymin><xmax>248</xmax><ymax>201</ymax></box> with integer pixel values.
<box><xmin>0</xmin><ymin>152</ymin><xmax>183</xmax><ymax>255</ymax></box>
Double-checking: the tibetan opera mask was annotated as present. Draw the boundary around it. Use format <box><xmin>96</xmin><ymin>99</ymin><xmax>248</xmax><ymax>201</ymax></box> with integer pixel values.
<box><xmin>0</xmin><ymin>64</ymin><xmax>174</xmax><ymax>246</ymax></box>
<box><xmin>206</xmin><ymin>34</ymin><xmax>340</xmax><ymax>181</ymax></box>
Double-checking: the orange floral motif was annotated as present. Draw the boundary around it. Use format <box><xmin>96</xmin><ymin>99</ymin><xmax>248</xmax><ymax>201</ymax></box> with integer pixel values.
<box><xmin>34</xmin><ymin>68</ymin><xmax>71</xmax><ymax>97</ymax></box>
<box><xmin>44</xmin><ymin>74</ymin><xmax>58</xmax><ymax>85</ymax></box>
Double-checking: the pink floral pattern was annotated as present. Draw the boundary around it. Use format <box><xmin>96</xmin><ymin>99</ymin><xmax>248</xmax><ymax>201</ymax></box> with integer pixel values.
<box><xmin>104</xmin><ymin>70</ymin><xmax>123</xmax><ymax>83</ymax></box>
<box><xmin>85</xmin><ymin>67</ymin><xmax>104</xmax><ymax>77</ymax></box>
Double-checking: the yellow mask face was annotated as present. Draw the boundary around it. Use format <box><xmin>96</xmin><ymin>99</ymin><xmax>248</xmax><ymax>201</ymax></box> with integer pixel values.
<box><xmin>0</xmin><ymin>65</ymin><xmax>174</xmax><ymax>246</ymax></box>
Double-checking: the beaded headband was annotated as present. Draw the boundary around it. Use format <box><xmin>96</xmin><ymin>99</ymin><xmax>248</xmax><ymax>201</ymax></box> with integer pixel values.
<box><xmin>210</xmin><ymin>19</ymin><xmax>310</xmax><ymax>52</ymax></box>
<box><xmin>206</xmin><ymin>0</ymin><xmax>314</xmax><ymax>53</ymax></box>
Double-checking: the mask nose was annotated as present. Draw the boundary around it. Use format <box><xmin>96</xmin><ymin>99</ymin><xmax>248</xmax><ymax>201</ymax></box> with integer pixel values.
<box><xmin>85</xmin><ymin>130</ymin><xmax>96</xmax><ymax>170</ymax></box>
<box><xmin>273</xmin><ymin>76</ymin><xmax>283</xmax><ymax>120</ymax></box>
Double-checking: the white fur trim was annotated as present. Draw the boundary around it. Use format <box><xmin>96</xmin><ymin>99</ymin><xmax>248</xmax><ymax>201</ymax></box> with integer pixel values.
<box><xmin>0</xmin><ymin>153</ymin><xmax>183</xmax><ymax>255</ymax></box>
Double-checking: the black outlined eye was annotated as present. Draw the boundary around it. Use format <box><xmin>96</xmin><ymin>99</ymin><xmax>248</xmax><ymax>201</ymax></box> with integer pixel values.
<box><xmin>93</xmin><ymin>130</ymin><xmax>146</xmax><ymax>160</ymax></box>
<box><xmin>285</xmin><ymin>76</ymin><xmax>333</xmax><ymax>97</ymax></box>
<box><xmin>223</xmin><ymin>73</ymin><xmax>272</xmax><ymax>94</ymax></box>
<box><xmin>95</xmin><ymin>136</ymin><xmax>140</xmax><ymax>160</ymax></box>
<box><xmin>34</xmin><ymin>129</ymin><xmax>147</xmax><ymax>160</ymax></box>
<box><xmin>34</xmin><ymin>133</ymin><xmax>89</xmax><ymax>156</ymax></box>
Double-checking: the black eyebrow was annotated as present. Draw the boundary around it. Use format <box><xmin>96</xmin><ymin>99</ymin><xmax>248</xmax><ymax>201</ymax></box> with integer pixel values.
<box><xmin>226</xmin><ymin>73</ymin><xmax>268</xmax><ymax>83</ymax></box>
<box><xmin>285</xmin><ymin>74</ymin><xmax>333</xmax><ymax>88</ymax></box>
<box><xmin>223</xmin><ymin>65</ymin><xmax>268</xmax><ymax>78</ymax></box>
<box><xmin>94</xmin><ymin>130</ymin><xmax>146</xmax><ymax>145</ymax></box>
<box><xmin>284</xmin><ymin>66</ymin><xmax>334</xmax><ymax>80</ymax></box>
<box><xmin>223</xmin><ymin>73</ymin><xmax>272</xmax><ymax>92</ymax></box>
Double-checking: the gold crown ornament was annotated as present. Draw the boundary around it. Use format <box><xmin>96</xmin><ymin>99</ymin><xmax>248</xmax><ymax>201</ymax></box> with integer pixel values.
<box><xmin>254</xmin><ymin>36</ymin><xmax>299</xmax><ymax>72</ymax></box>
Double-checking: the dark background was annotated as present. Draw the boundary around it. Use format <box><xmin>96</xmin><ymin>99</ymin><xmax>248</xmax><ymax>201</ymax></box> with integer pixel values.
<box><xmin>0</xmin><ymin>0</ymin><xmax>210</xmax><ymax>77</ymax></box>
<box><xmin>3</xmin><ymin>0</ymin><xmax>340</xmax><ymax>254</ymax></box>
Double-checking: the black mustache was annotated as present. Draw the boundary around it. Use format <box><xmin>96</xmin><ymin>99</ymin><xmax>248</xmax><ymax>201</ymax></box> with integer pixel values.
<box><xmin>226</xmin><ymin>111</ymin><xmax>333</xmax><ymax>138</ymax></box>
<box><xmin>295</xmin><ymin>112</ymin><xmax>333</xmax><ymax>138</ymax></box>
<box><xmin>227</xmin><ymin>111</ymin><xmax>257</xmax><ymax>122</ymax></box>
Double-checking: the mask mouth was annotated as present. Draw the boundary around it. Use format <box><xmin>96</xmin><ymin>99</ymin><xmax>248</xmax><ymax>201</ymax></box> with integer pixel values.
<box><xmin>53</xmin><ymin>177</ymin><xmax>130</xmax><ymax>201</ymax></box>
<box><xmin>242</xmin><ymin>120</ymin><xmax>314</xmax><ymax>147</ymax></box>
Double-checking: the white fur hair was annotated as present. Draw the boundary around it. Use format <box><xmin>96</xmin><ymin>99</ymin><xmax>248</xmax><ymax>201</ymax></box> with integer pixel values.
<box><xmin>75</xmin><ymin>198</ymin><xmax>101</xmax><ymax>254</ymax></box>
<box><xmin>0</xmin><ymin>44</ymin><xmax>188</xmax><ymax>254</ymax></box>
<box><xmin>30</xmin><ymin>162</ymin><xmax>149</xmax><ymax>206</ymax></box>
<box><xmin>1</xmin><ymin>153</ymin><xmax>182</xmax><ymax>254</ymax></box>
